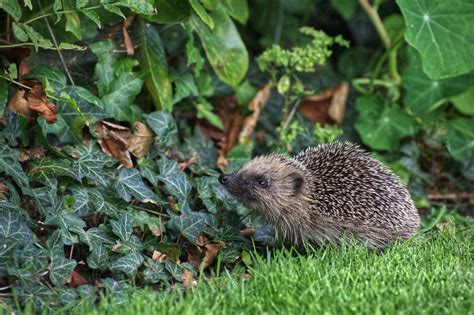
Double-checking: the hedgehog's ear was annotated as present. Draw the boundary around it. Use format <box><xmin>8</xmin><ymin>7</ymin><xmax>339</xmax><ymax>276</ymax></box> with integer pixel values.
<box><xmin>289</xmin><ymin>172</ymin><xmax>304</xmax><ymax>195</ymax></box>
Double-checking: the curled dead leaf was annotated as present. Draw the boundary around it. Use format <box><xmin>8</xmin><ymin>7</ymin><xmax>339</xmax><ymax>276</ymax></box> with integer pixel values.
<box><xmin>182</xmin><ymin>269</ymin><xmax>197</xmax><ymax>289</ymax></box>
<box><xmin>299</xmin><ymin>82</ymin><xmax>348</xmax><ymax>125</ymax></box>
<box><xmin>152</xmin><ymin>250</ymin><xmax>167</xmax><ymax>263</ymax></box>
<box><xmin>128</xmin><ymin>121</ymin><xmax>154</xmax><ymax>159</ymax></box>
<box><xmin>239</xmin><ymin>82</ymin><xmax>272</xmax><ymax>145</ymax></box>
<box><xmin>19</xmin><ymin>147</ymin><xmax>45</xmax><ymax>162</ymax></box>
<box><xmin>199</xmin><ymin>242</ymin><xmax>225</xmax><ymax>270</ymax></box>
<box><xmin>7</xmin><ymin>80</ymin><xmax>57</xmax><ymax>123</ymax></box>
<box><xmin>240</xmin><ymin>227</ymin><xmax>256</xmax><ymax>238</ymax></box>
<box><xmin>195</xmin><ymin>235</ymin><xmax>209</xmax><ymax>247</ymax></box>
<box><xmin>67</xmin><ymin>270</ymin><xmax>89</xmax><ymax>288</ymax></box>
<box><xmin>178</xmin><ymin>156</ymin><xmax>198</xmax><ymax>172</ymax></box>
<box><xmin>96</xmin><ymin>121</ymin><xmax>133</xmax><ymax>168</ymax></box>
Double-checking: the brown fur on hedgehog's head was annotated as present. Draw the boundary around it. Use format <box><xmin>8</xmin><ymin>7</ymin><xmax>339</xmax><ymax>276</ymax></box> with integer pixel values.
<box><xmin>219</xmin><ymin>154</ymin><xmax>313</xmax><ymax>225</ymax></box>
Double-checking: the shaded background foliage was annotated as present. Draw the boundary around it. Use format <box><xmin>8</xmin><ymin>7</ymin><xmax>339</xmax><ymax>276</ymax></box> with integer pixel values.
<box><xmin>0</xmin><ymin>0</ymin><xmax>473</xmax><ymax>310</ymax></box>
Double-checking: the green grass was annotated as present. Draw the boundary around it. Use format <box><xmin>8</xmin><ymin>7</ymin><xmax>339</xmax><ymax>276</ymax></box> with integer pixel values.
<box><xmin>70</xmin><ymin>217</ymin><xmax>473</xmax><ymax>315</ymax></box>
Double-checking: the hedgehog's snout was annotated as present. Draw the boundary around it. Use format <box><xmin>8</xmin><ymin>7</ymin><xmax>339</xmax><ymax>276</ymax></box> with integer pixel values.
<box><xmin>218</xmin><ymin>174</ymin><xmax>234</xmax><ymax>185</ymax></box>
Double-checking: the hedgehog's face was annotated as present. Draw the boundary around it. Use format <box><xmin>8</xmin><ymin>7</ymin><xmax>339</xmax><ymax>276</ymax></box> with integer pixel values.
<box><xmin>218</xmin><ymin>155</ymin><xmax>305</xmax><ymax>220</ymax></box>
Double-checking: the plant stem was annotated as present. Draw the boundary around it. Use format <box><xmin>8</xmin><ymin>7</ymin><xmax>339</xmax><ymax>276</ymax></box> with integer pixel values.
<box><xmin>358</xmin><ymin>0</ymin><xmax>390</xmax><ymax>49</ymax></box>
<box><xmin>282</xmin><ymin>100</ymin><xmax>301</xmax><ymax>131</ymax></box>
<box><xmin>352</xmin><ymin>77</ymin><xmax>398</xmax><ymax>93</ymax></box>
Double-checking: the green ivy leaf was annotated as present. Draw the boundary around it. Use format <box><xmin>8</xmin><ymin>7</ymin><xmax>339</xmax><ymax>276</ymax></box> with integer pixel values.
<box><xmin>0</xmin><ymin>0</ymin><xmax>22</xmax><ymax>21</ymax></box>
<box><xmin>144</xmin><ymin>111</ymin><xmax>178</xmax><ymax>148</ymax></box>
<box><xmin>0</xmin><ymin>144</ymin><xmax>31</xmax><ymax>195</ymax></box>
<box><xmin>355</xmin><ymin>95</ymin><xmax>416</xmax><ymax>151</ymax></box>
<box><xmin>172</xmin><ymin>73</ymin><xmax>198</xmax><ymax>104</ymax></box>
<box><xmin>0</xmin><ymin>206</ymin><xmax>34</xmax><ymax>246</ymax></box>
<box><xmin>446</xmin><ymin>118</ymin><xmax>474</xmax><ymax>161</ymax></box>
<box><xmin>164</xmin><ymin>258</ymin><xmax>182</xmax><ymax>281</ymax></box>
<box><xmin>0</xmin><ymin>78</ymin><xmax>8</xmax><ymax>117</ymax></box>
<box><xmin>158</xmin><ymin>172</ymin><xmax>192</xmax><ymax>211</ymax></box>
<box><xmin>12</xmin><ymin>22</ymin><xmax>27</xmax><ymax>42</ymax></box>
<box><xmin>189</xmin><ymin>0</ymin><xmax>214</xmax><ymax>29</ymax></box>
<box><xmin>80</xmin><ymin>227</ymin><xmax>115</xmax><ymax>246</ymax></box>
<box><xmin>138</xmin><ymin>159</ymin><xmax>159</xmax><ymax>186</ymax></box>
<box><xmin>49</xmin><ymin>257</ymin><xmax>77</xmax><ymax>286</ymax></box>
<box><xmin>402</xmin><ymin>51</ymin><xmax>471</xmax><ymax>114</ymax></box>
<box><xmin>139</xmin><ymin>21</ymin><xmax>173</xmax><ymax>112</ymax></box>
<box><xmin>25</xmin><ymin>65</ymin><xmax>67</xmax><ymax>92</ymax></box>
<box><xmin>60</xmin><ymin>86</ymin><xmax>109</xmax><ymax>124</ymax></box>
<box><xmin>117</xmin><ymin>0</ymin><xmax>155</xmax><ymax>15</ymax></box>
<box><xmin>196</xmin><ymin>101</ymin><xmax>224</xmax><ymax>129</ymax></box>
<box><xmin>222</xmin><ymin>0</ymin><xmax>249</xmax><ymax>24</ymax></box>
<box><xmin>114</xmin><ymin>168</ymin><xmax>158</xmax><ymax>203</ymax></box>
<box><xmin>20</xmin><ymin>24</ymin><xmax>54</xmax><ymax>51</ymax></box>
<box><xmin>190</xmin><ymin>7</ymin><xmax>248</xmax><ymax>87</ymax></box>
<box><xmin>81</xmin><ymin>9</ymin><xmax>101</xmax><ymax>28</ymax></box>
<box><xmin>110</xmin><ymin>252</ymin><xmax>144</xmax><ymax>275</ymax></box>
<box><xmin>29</xmin><ymin>159</ymin><xmax>80</xmax><ymax>188</ymax></box>
<box><xmin>110</xmin><ymin>213</ymin><xmax>135</xmax><ymax>242</ymax></box>
<box><xmin>87</xmin><ymin>242</ymin><xmax>109</xmax><ymax>270</ymax></box>
<box><xmin>167</xmin><ymin>212</ymin><xmax>206</xmax><ymax>243</ymax></box>
<box><xmin>397</xmin><ymin>0</ymin><xmax>474</xmax><ymax>79</ymax></box>
<box><xmin>103</xmin><ymin>4</ymin><xmax>125</xmax><ymax>19</ymax></box>
<box><xmin>143</xmin><ymin>259</ymin><xmax>168</xmax><ymax>284</ymax></box>
<box><xmin>70</xmin><ymin>145</ymin><xmax>114</xmax><ymax>186</ymax></box>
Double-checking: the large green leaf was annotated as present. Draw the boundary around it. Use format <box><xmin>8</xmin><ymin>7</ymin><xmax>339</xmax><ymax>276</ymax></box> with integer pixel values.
<box><xmin>446</xmin><ymin>118</ymin><xmax>474</xmax><ymax>161</ymax></box>
<box><xmin>49</xmin><ymin>257</ymin><xmax>77</xmax><ymax>286</ymax></box>
<box><xmin>69</xmin><ymin>145</ymin><xmax>115</xmax><ymax>186</ymax></box>
<box><xmin>0</xmin><ymin>206</ymin><xmax>34</xmax><ymax>246</ymax></box>
<box><xmin>451</xmin><ymin>86</ymin><xmax>474</xmax><ymax>115</ymax></box>
<box><xmin>143</xmin><ymin>0</ymin><xmax>191</xmax><ymax>23</ymax></box>
<box><xmin>167</xmin><ymin>212</ymin><xmax>206</xmax><ymax>244</ymax></box>
<box><xmin>139</xmin><ymin>21</ymin><xmax>173</xmax><ymax>112</ymax></box>
<box><xmin>87</xmin><ymin>242</ymin><xmax>108</xmax><ymax>270</ymax></box>
<box><xmin>0</xmin><ymin>145</ymin><xmax>30</xmax><ymax>195</ymax></box>
<box><xmin>110</xmin><ymin>252</ymin><xmax>144</xmax><ymax>275</ymax></box>
<box><xmin>190</xmin><ymin>7</ymin><xmax>248</xmax><ymax>87</ymax></box>
<box><xmin>144</xmin><ymin>111</ymin><xmax>178</xmax><ymax>148</ymax></box>
<box><xmin>355</xmin><ymin>95</ymin><xmax>416</xmax><ymax>151</ymax></box>
<box><xmin>110</xmin><ymin>213</ymin><xmax>135</xmax><ymax>242</ymax></box>
<box><xmin>189</xmin><ymin>0</ymin><xmax>214</xmax><ymax>29</ymax></box>
<box><xmin>24</xmin><ymin>65</ymin><xmax>67</xmax><ymax>93</ymax></box>
<box><xmin>29</xmin><ymin>159</ymin><xmax>81</xmax><ymax>188</ymax></box>
<box><xmin>0</xmin><ymin>0</ymin><xmax>21</xmax><ymax>21</ymax></box>
<box><xmin>402</xmin><ymin>51</ymin><xmax>472</xmax><ymax>115</ymax></box>
<box><xmin>158</xmin><ymin>172</ymin><xmax>192</xmax><ymax>211</ymax></box>
<box><xmin>114</xmin><ymin>168</ymin><xmax>158</xmax><ymax>203</ymax></box>
<box><xmin>397</xmin><ymin>0</ymin><xmax>474</xmax><ymax>79</ymax></box>
<box><xmin>222</xmin><ymin>0</ymin><xmax>249</xmax><ymax>24</ymax></box>
<box><xmin>101</xmin><ymin>73</ymin><xmax>144</xmax><ymax>122</ymax></box>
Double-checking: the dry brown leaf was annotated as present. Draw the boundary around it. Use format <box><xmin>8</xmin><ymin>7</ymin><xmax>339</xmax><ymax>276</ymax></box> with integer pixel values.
<box><xmin>182</xmin><ymin>269</ymin><xmax>196</xmax><ymax>289</ymax></box>
<box><xmin>25</xmin><ymin>80</ymin><xmax>58</xmax><ymax>123</ymax></box>
<box><xmin>67</xmin><ymin>270</ymin><xmax>89</xmax><ymax>288</ymax></box>
<box><xmin>19</xmin><ymin>147</ymin><xmax>45</xmax><ymax>162</ymax></box>
<box><xmin>0</xmin><ymin>183</ymin><xmax>9</xmax><ymax>202</ymax></box>
<box><xmin>195</xmin><ymin>235</ymin><xmax>209</xmax><ymax>247</ymax></box>
<box><xmin>239</xmin><ymin>82</ymin><xmax>272</xmax><ymax>144</ymax></box>
<box><xmin>96</xmin><ymin>121</ymin><xmax>133</xmax><ymax>168</ymax></box>
<box><xmin>111</xmin><ymin>242</ymin><xmax>122</xmax><ymax>252</ymax></box>
<box><xmin>152</xmin><ymin>250</ymin><xmax>167</xmax><ymax>263</ymax></box>
<box><xmin>199</xmin><ymin>242</ymin><xmax>225</xmax><ymax>270</ymax></box>
<box><xmin>128</xmin><ymin>121</ymin><xmax>154</xmax><ymax>158</ymax></box>
<box><xmin>299</xmin><ymin>82</ymin><xmax>348</xmax><ymax>125</ymax></box>
<box><xmin>7</xmin><ymin>89</ymin><xmax>31</xmax><ymax>119</ymax></box>
<box><xmin>123</xmin><ymin>15</ymin><xmax>135</xmax><ymax>56</ymax></box>
<box><xmin>240</xmin><ymin>227</ymin><xmax>256</xmax><ymax>238</ymax></box>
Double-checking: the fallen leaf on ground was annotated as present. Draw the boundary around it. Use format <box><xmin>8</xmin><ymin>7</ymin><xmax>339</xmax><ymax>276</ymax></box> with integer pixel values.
<box><xmin>128</xmin><ymin>121</ymin><xmax>154</xmax><ymax>158</ymax></box>
<box><xmin>152</xmin><ymin>250</ymin><xmax>167</xmax><ymax>263</ymax></box>
<box><xmin>240</xmin><ymin>227</ymin><xmax>256</xmax><ymax>238</ymax></box>
<box><xmin>67</xmin><ymin>270</ymin><xmax>89</xmax><ymax>287</ymax></box>
<box><xmin>239</xmin><ymin>82</ymin><xmax>272</xmax><ymax>145</ymax></box>
<box><xmin>96</xmin><ymin>121</ymin><xmax>133</xmax><ymax>168</ymax></box>
<box><xmin>19</xmin><ymin>147</ymin><xmax>45</xmax><ymax>162</ymax></box>
<box><xmin>182</xmin><ymin>269</ymin><xmax>196</xmax><ymax>289</ymax></box>
<box><xmin>299</xmin><ymin>82</ymin><xmax>348</xmax><ymax>125</ymax></box>
<box><xmin>199</xmin><ymin>242</ymin><xmax>225</xmax><ymax>270</ymax></box>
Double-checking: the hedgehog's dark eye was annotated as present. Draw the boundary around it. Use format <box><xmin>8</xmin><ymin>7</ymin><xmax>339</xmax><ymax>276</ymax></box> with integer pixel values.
<box><xmin>257</xmin><ymin>179</ymin><xmax>269</xmax><ymax>188</ymax></box>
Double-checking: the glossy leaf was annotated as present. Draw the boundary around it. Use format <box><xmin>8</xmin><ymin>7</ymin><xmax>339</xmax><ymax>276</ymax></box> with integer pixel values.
<box><xmin>167</xmin><ymin>212</ymin><xmax>206</xmax><ymax>243</ymax></box>
<box><xmin>189</xmin><ymin>0</ymin><xmax>214</xmax><ymax>29</ymax></box>
<box><xmin>402</xmin><ymin>51</ymin><xmax>471</xmax><ymax>114</ymax></box>
<box><xmin>355</xmin><ymin>95</ymin><xmax>416</xmax><ymax>151</ymax></box>
<box><xmin>49</xmin><ymin>257</ymin><xmax>77</xmax><ymax>286</ymax></box>
<box><xmin>190</xmin><ymin>7</ymin><xmax>248</xmax><ymax>87</ymax></box>
<box><xmin>0</xmin><ymin>0</ymin><xmax>21</xmax><ymax>21</ymax></box>
<box><xmin>222</xmin><ymin>0</ymin><xmax>249</xmax><ymax>24</ymax></box>
<box><xmin>144</xmin><ymin>111</ymin><xmax>178</xmax><ymax>147</ymax></box>
<box><xmin>451</xmin><ymin>86</ymin><xmax>474</xmax><ymax>115</ymax></box>
<box><xmin>446</xmin><ymin>118</ymin><xmax>474</xmax><ymax>161</ymax></box>
<box><xmin>110</xmin><ymin>213</ymin><xmax>135</xmax><ymax>242</ymax></box>
<box><xmin>110</xmin><ymin>253</ymin><xmax>144</xmax><ymax>275</ymax></box>
<box><xmin>114</xmin><ymin>168</ymin><xmax>158</xmax><ymax>203</ymax></box>
<box><xmin>397</xmin><ymin>0</ymin><xmax>474</xmax><ymax>79</ymax></box>
<box><xmin>0</xmin><ymin>206</ymin><xmax>34</xmax><ymax>245</ymax></box>
<box><xmin>139</xmin><ymin>21</ymin><xmax>173</xmax><ymax>111</ymax></box>
<box><xmin>0</xmin><ymin>144</ymin><xmax>30</xmax><ymax>195</ymax></box>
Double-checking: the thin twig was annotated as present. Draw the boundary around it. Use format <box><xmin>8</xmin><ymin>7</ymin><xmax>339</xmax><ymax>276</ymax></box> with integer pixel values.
<box><xmin>282</xmin><ymin>100</ymin><xmax>302</xmax><ymax>131</ymax></box>
<box><xmin>38</xmin><ymin>0</ymin><xmax>75</xmax><ymax>86</ymax></box>
<box><xmin>358</xmin><ymin>0</ymin><xmax>391</xmax><ymax>49</ymax></box>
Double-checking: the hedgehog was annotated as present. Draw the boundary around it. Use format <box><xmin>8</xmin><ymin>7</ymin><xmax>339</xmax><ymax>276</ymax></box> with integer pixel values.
<box><xmin>218</xmin><ymin>142</ymin><xmax>420</xmax><ymax>250</ymax></box>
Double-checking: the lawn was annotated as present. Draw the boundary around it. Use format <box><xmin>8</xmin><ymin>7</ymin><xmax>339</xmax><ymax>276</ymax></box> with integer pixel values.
<box><xmin>65</xmin><ymin>214</ymin><xmax>473</xmax><ymax>315</ymax></box>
